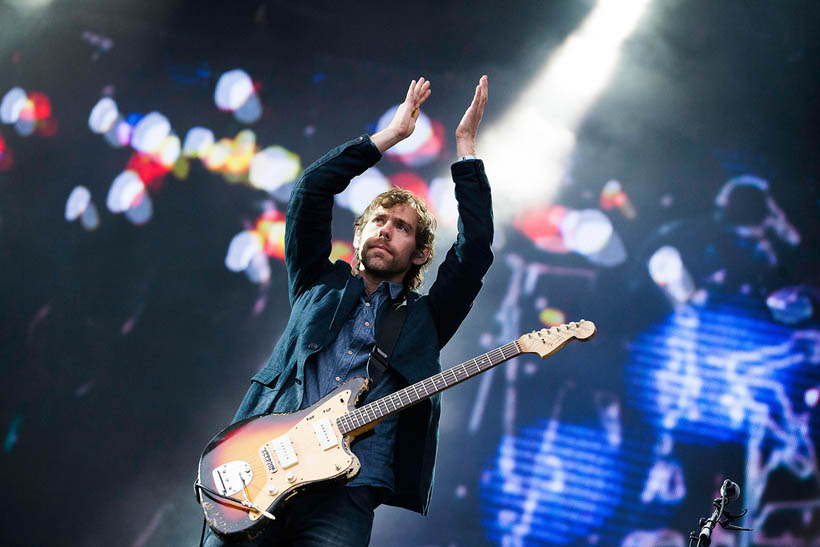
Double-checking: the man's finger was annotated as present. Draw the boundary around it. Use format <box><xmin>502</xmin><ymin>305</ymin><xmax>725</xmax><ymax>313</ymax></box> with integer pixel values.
<box><xmin>414</xmin><ymin>77</ymin><xmax>426</xmax><ymax>99</ymax></box>
<box><xmin>417</xmin><ymin>82</ymin><xmax>431</xmax><ymax>106</ymax></box>
<box><xmin>416</xmin><ymin>79</ymin><xmax>430</xmax><ymax>103</ymax></box>
<box><xmin>405</xmin><ymin>80</ymin><xmax>416</xmax><ymax>103</ymax></box>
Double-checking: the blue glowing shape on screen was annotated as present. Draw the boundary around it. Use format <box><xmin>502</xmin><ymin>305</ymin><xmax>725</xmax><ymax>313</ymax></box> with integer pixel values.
<box><xmin>479</xmin><ymin>423</ymin><xmax>626</xmax><ymax>545</ymax></box>
<box><xmin>624</xmin><ymin>297</ymin><xmax>820</xmax><ymax>447</ymax></box>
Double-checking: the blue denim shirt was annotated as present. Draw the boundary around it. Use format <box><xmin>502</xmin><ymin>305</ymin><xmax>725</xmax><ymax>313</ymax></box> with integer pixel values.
<box><xmin>302</xmin><ymin>278</ymin><xmax>405</xmax><ymax>491</ymax></box>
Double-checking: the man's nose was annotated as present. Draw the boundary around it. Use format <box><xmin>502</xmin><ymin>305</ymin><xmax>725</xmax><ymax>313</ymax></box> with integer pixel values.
<box><xmin>378</xmin><ymin>224</ymin><xmax>392</xmax><ymax>240</ymax></box>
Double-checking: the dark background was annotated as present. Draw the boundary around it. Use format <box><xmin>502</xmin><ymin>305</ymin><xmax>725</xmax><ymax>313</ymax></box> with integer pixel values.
<box><xmin>1</xmin><ymin>0</ymin><xmax>819</xmax><ymax>545</ymax></box>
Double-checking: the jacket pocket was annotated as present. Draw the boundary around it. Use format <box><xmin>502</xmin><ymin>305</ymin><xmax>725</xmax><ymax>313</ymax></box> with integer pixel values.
<box><xmin>251</xmin><ymin>366</ymin><xmax>281</xmax><ymax>387</ymax></box>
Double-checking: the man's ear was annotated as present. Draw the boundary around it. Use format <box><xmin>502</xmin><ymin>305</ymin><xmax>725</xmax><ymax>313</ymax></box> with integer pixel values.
<box><xmin>412</xmin><ymin>247</ymin><xmax>430</xmax><ymax>265</ymax></box>
<box><xmin>353</xmin><ymin>228</ymin><xmax>361</xmax><ymax>249</ymax></box>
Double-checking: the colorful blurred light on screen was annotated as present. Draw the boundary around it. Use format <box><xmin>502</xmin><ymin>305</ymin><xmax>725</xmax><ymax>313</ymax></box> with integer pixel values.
<box><xmin>65</xmin><ymin>186</ymin><xmax>91</xmax><ymax>221</ymax></box>
<box><xmin>766</xmin><ymin>286</ymin><xmax>813</xmax><ymax>325</ymax></box>
<box><xmin>560</xmin><ymin>209</ymin><xmax>613</xmax><ymax>256</ymax></box>
<box><xmin>131</xmin><ymin>111</ymin><xmax>171</xmax><ymax>153</ymax></box>
<box><xmin>27</xmin><ymin>92</ymin><xmax>51</xmax><ymax>120</ymax></box>
<box><xmin>203</xmin><ymin>139</ymin><xmax>231</xmax><ymax>170</ymax></box>
<box><xmin>1</xmin><ymin>87</ymin><xmax>27</xmax><ymax>124</ymax></box>
<box><xmin>329</xmin><ymin>240</ymin><xmax>354</xmax><ymax>263</ymax></box>
<box><xmin>513</xmin><ymin>205</ymin><xmax>570</xmax><ymax>253</ymax></box>
<box><xmin>214</xmin><ymin>69</ymin><xmax>254</xmax><ymax>111</ymax></box>
<box><xmin>585</xmin><ymin>231</ymin><xmax>627</xmax><ymax>267</ymax></box>
<box><xmin>106</xmin><ymin>170</ymin><xmax>146</xmax><ymax>213</ymax></box>
<box><xmin>427</xmin><ymin>176</ymin><xmax>459</xmax><ymax>228</ymax></box>
<box><xmin>336</xmin><ymin>167</ymin><xmax>390</xmax><ymax>215</ymax></box>
<box><xmin>1</xmin><ymin>88</ymin><xmax>57</xmax><ymax>138</ymax></box>
<box><xmin>389</xmin><ymin>171</ymin><xmax>430</xmax><ymax>203</ymax></box>
<box><xmin>223</xmin><ymin>131</ymin><xmax>256</xmax><ymax>175</ymax></box>
<box><xmin>805</xmin><ymin>387</ymin><xmax>820</xmax><ymax>408</ymax></box>
<box><xmin>126</xmin><ymin>152</ymin><xmax>170</xmax><ymax>187</ymax></box>
<box><xmin>245</xmin><ymin>253</ymin><xmax>271</xmax><ymax>283</ymax></box>
<box><xmin>0</xmin><ymin>131</ymin><xmax>9</xmax><ymax>170</ymax></box>
<box><xmin>225</xmin><ymin>230</ymin><xmax>264</xmax><ymax>272</ymax></box>
<box><xmin>65</xmin><ymin>186</ymin><xmax>99</xmax><ymax>230</ymax></box>
<box><xmin>538</xmin><ymin>307</ymin><xmax>566</xmax><ymax>327</ymax></box>
<box><xmin>124</xmin><ymin>192</ymin><xmax>153</xmax><ymax>225</ymax></box>
<box><xmin>249</xmin><ymin>146</ymin><xmax>301</xmax><ymax>191</ymax></box>
<box><xmin>81</xmin><ymin>204</ymin><xmax>100</xmax><ymax>230</ymax></box>
<box><xmin>214</xmin><ymin>68</ymin><xmax>263</xmax><ymax>123</ymax></box>
<box><xmin>648</xmin><ymin>245</ymin><xmax>695</xmax><ymax>304</ymax></box>
<box><xmin>234</xmin><ymin>93</ymin><xmax>263</xmax><ymax>124</ymax></box>
<box><xmin>158</xmin><ymin>135</ymin><xmax>181</xmax><ymax>168</ymax></box>
<box><xmin>89</xmin><ymin>97</ymin><xmax>119</xmax><ymax>134</ymax></box>
<box><xmin>255</xmin><ymin>209</ymin><xmax>287</xmax><ymax>260</ymax></box>
<box><xmin>183</xmin><ymin>127</ymin><xmax>214</xmax><ymax>157</ymax></box>
<box><xmin>103</xmin><ymin>119</ymin><xmax>132</xmax><ymax>148</ymax></box>
<box><xmin>599</xmin><ymin>179</ymin><xmax>635</xmax><ymax>219</ymax></box>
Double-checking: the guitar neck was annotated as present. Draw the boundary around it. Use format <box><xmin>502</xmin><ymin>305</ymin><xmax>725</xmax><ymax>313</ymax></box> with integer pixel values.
<box><xmin>336</xmin><ymin>341</ymin><xmax>522</xmax><ymax>434</ymax></box>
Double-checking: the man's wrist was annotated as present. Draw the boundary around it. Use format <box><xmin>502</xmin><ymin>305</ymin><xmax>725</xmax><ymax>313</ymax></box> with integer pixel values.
<box><xmin>455</xmin><ymin>137</ymin><xmax>476</xmax><ymax>158</ymax></box>
<box><xmin>371</xmin><ymin>127</ymin><xmax>402</xmax><ymax>154</ymax></box>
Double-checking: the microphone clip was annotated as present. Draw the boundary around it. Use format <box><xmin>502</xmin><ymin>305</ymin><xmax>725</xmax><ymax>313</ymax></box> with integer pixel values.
<box><xmin>688</xmin><ymin>479</ymin><xmax>752</xmax><ymax>547</ymax></box>
<box><xmin>714</xmin><ymin>501</ymin><xmax>750</xmax><ymax>532</ymax></box>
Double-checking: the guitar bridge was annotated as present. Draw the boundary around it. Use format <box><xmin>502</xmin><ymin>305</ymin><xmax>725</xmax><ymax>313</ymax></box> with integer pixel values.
<box><xmin>259</xmin><ymin>445</ymin><xmax>277</xmax><ymax>474</ymax></box>
<box><xmin>212</xmin><ymin>460</ymin><xmax>253</xmax><ymax>496</ymax></box>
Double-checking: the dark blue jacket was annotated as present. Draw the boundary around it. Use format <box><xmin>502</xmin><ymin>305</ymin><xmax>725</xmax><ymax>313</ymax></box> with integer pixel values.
<box><xmin>237</xmin><ymin>134</ymin><xmax>493</xmax><ymax>514</ymax></box>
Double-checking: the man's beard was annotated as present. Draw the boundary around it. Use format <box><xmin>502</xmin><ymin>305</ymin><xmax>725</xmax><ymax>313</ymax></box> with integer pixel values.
<box><xmin>360</xmin><ymin>244</ymin><xmax>410</xmax><ymax>278</ymax></box>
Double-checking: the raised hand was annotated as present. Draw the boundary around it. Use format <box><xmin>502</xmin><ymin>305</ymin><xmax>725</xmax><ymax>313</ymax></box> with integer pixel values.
<box><xmin>455</xmin><ymin>75</ymin><xmax>488</xmax><ymax>157</ymax></box>
<box><xmin>372</xmin><ymin>77</ymin><xmax>432</xmax><ymax>153</ymax></box>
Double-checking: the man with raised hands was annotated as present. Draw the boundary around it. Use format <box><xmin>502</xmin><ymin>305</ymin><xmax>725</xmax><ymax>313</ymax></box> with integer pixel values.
<box><xmin>205</xmin><ymin>75</ymin><xmax>492</xmax><ymax>546</ymax></box>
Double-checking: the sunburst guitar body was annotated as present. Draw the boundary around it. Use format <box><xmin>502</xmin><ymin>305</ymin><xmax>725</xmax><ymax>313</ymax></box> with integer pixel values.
<box><xmin>197</xmin><ymin>377</ymin><xmax>370</xmax><ymax>541</ymax></box>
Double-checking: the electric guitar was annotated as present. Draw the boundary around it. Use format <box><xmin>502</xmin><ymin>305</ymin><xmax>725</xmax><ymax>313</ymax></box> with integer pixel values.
<box><xmin>196</xmin><ymin>320</ymin><xmax>596</xmax><ymax>541</ymax></box>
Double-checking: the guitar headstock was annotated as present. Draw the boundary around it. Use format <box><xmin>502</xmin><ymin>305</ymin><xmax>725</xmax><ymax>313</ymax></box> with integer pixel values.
<box><xmin>517</xmin><ymin>320</ymin><xmax>597</xmax><ymax>359</ymax></box>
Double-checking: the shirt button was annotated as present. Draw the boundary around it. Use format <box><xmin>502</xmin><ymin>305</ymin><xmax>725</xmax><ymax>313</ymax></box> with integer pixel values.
<box><xmin>335</xmin><ymin>376</ymin><xmax>341</xmax><ymax>382</ymax></box>
<box><xmin>365</xmin><ymin>302</ymin><xmax>370</xmax><ymax>307</ymax></box>
<box><xmin>347</xmin><ymin>350</ymin><xmax>353</xmax><ymax>355</ymax></box>
<box><xmin>307</xmin><ymin>343</ymin><xmax>318</xmax><ymax>350</ymax></box>
<box><xmin>364</xmin><ymin>321</ymin><xmax>370</xmax><ymax>327</ymax></box>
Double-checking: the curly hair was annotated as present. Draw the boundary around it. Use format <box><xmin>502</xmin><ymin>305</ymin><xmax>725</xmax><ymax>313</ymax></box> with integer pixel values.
<box><xmin>353</xmin><ymin>188</ymin><xmax>437</xmax><ymax>291</ymax></box>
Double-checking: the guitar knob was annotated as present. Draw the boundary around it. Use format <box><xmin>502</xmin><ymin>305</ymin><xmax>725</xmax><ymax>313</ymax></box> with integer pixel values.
<box><xmin>268</xmin><ymin>486</ymin><xmax>278</xmax><ymax>495</ymax></box>
<box><xmin>286</xmin><ymin>472</ymin><xmax>296</xmax><ymax>483</ymax></box>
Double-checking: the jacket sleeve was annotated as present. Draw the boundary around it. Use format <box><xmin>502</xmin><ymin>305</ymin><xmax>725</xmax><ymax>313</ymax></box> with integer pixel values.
<box><xmin>285</xmin><ymin>135</ymin><xmax>382</xmax><ymax>305</ymax></box>
<box><xmin>427</xmin><ymin>159</ymin><xmax>494</xmax><ymax>348</ymax></box>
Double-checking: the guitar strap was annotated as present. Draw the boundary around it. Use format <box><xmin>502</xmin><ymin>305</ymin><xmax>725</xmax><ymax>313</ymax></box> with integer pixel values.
<box><xmin>366</xmin><ymin>299</ymin><xmax>407</xmax><ymax>388</ymax></box>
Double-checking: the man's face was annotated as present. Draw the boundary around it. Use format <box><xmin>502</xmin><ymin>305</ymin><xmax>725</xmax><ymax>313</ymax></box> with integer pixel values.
<box><xmin>355</xmin><ymin>203</ymin><xmax>427</xmax><ymax>282</ymax></box>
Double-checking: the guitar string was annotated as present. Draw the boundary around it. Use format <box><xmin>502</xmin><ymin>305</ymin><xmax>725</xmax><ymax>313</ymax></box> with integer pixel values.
<box><xmin>337</xmin><ymin>341</ymin><xmax>521</xmax><ymax>433</ymax></box>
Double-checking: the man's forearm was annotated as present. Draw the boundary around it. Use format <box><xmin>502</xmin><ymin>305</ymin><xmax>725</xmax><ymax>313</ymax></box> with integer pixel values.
<box><xmin>370</xmin><ymin>127</ymin><xmax>404</xmax><ymax>154</ymax></box>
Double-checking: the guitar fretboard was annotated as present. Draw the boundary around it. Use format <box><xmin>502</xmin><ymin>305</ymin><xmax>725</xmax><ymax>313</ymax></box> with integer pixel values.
<box><xmin>336</xmin><ymin>341</ymin><xmax>521</xmax><ymax>434</ymax></box>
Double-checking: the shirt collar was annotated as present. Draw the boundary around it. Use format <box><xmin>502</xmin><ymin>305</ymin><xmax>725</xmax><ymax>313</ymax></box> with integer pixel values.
<box><xmin>358</xmin><ymin>277</ymin><xmax>405</xmax><ymax>301</ymax></box>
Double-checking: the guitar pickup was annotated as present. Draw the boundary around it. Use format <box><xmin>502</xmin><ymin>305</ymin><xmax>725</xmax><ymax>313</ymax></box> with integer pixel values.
<box><xmin>312</xmin><ymin>418</ymin><xmax>339</xmax><ymax>450</ymax></box>
<box><xmin>269</xmin><ymin>435</ymin><xmax>298</xmax><ymax>469</ymax></box>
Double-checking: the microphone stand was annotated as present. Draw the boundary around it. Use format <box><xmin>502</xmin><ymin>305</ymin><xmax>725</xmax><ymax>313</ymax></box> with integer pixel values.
<box><xmin>688</xmin><ymin>479</ymin><xmax>751</xmax><ymax>547</ymax></box>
